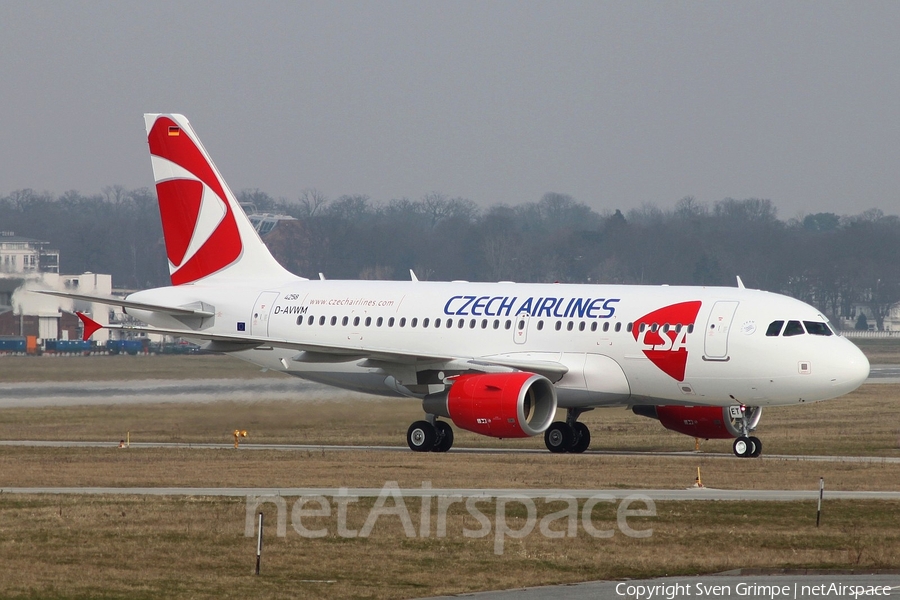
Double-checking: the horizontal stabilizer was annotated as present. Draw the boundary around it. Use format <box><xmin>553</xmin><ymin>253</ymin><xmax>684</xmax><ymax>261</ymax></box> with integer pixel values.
<box><xmin>33</xmin><ymin>290</ymin><xmax>215</xmax><ymax>318</ymax></box>
<box><xmin>76</xmin><ymin>312</ymin><xmax>103</xmax><ymax>341</ymax></box>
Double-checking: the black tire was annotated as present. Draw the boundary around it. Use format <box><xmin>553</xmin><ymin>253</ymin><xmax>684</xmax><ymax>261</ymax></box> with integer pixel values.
<box><xmin>407</xmin><ymin>420</ymin><xmax>437</xmax><ymax>452</ymax></box>
<box><xmin>544</xmin><ymin>421</ymin><xmax>574</xmax><ymax>453</ymax></box>
<box><xmin>569</xmin><ymin>422</ymin><xmax>591</xmax><ymax>454</ymax></box>
<box><xmin>432</xmin><ymin>421</ymin><xmax>454</xmax><ymax>452</ymax></box>
<box><xmin>733</xmin><ymin>436</ymin><xmax>752</xmax><ymax>458</ymax></box>
<box><xmin>748</xmin><ymin>436</ymin><xmax>762</xmax><ymax>458</ymax></box>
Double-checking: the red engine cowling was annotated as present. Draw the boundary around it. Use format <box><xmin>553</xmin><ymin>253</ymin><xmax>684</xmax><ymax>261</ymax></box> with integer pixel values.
<box><xmin>632</xmin><ymin>405</ymin><xmax>761</xmax><ymax>439</ymax></box>
<box><xmin>424</xmin><ymin>372</ymin><xmax>557</xmax><ymax>438</ymax></box>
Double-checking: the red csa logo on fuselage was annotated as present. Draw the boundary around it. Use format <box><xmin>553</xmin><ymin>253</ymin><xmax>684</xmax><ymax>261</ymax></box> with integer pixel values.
<box><xmin>631</xmin><ymin>301</ymin><xmax>702</xmax><ymax>382</ymax></box>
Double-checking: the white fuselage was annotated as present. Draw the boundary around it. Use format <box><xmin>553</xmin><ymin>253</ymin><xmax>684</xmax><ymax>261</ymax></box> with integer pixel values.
<box><xmin>128</xmin><ymin>278</ymin><xmax>870</xmax><ymax>410</ymax></box>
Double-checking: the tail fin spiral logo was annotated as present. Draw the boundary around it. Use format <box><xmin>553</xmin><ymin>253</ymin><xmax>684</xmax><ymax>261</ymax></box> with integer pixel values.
<box><xmin>148</xmin><ymin>117</ymin><xmax>242</xmax><ymax>285</ymax></box>
<box><xmin>632</xmin><ymin>301</ymin><xmax>702</xmax><ymax>381</ymax></box>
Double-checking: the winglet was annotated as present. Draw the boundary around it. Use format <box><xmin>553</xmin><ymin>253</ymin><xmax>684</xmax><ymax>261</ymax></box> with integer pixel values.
<box><xmin>76</xmin><ymin>312</ymin><xmax>103</xmax><ymax>340</ymax></box>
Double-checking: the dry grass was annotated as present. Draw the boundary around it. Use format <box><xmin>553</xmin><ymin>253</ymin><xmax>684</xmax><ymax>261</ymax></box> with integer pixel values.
<box><xmin>1</xmin><ymin>348</ymin><xmax>899</xmax><ymax>599</ymax></box>
<box><xmin>0</xmin><ymin>495</ymin><xmax>897</xmax><ymax>600</ymax></box>
<box><xmin>1</xmin><ymin>444</ymin><xmax>899</xmax><ymax>491</ymax></box>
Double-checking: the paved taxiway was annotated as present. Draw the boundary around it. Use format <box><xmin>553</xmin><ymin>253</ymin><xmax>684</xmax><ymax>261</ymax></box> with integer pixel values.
<box><xmin>2</xmin><ymin>486</ymin><xmax>900</xmax><ymax>500</ymax></box>
<box><xmin>2</xmin><ymin>439</ymin><xmax>899</xmax><ymax>464</ymax></box>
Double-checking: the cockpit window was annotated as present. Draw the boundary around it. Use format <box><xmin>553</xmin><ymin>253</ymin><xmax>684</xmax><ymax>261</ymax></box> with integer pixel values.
<box><xmin>766</xmin><ymin>321</ymin><xmax>784</xmax><ymax>337</ymax></box>
<box><xmin>782</xmin><ymin>320</ymin><xmax>805</xmax><ymax>337</ymax></box>
<box><xmin>804</xmin><ymin>321</ymin><xmax>833</xmax><ymax>336</ymax></box>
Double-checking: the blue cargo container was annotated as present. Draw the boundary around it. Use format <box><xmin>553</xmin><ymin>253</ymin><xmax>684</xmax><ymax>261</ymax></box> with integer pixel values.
<box><xmin>45</xmin><ymin>339</ymin><xmax>91</xmax><ymax>354</ymax></box>
<box><xmin>0</xmin><ymin>337</ymin><xmax>26</xmax><ymax>353</ymax></box>
<box><xmin>106</xmin><ymin>339</ymin><xmax>143</xmax><ymax>355</ymax></box>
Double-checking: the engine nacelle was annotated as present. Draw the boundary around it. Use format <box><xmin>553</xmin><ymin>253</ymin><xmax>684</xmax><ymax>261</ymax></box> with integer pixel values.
<box><xmin>632</xmin><ymin>405</ymin><xmax>762</xmax><ymax>439</ymax></box>
<box><xmin>423</xmin><ymin>372</ymin><xmax>557</xmax><ymax>438</ymax></box>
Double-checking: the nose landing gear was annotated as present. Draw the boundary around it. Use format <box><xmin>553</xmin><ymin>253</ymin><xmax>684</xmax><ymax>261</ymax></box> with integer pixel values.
<box><xmin>731</xmin><ymin>405</ymin><xmax>762</xmax><ymax>458</ymax></box>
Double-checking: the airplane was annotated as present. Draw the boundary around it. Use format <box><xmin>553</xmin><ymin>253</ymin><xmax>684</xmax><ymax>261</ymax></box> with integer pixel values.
<box><xmin>44</xmin><ymin>114</ymin><xmax>871</xmax><ymax>458</ymax></box>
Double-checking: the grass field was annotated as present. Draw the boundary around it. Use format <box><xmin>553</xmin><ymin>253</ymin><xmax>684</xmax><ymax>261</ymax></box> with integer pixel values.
<box><xmin>0</xmin><ymin>349</ymin><xmax>899</xmax><ymax>599</ymax></box>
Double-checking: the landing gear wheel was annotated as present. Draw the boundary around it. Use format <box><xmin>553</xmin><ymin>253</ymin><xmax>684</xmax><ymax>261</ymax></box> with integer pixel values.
<box><xmin>544</xmin><ymin>421</ymin><xmax>574</xmax><ymax>453</ymax></box>
<box><xmin>733</xmin><ymin>436</ymin><xmax>754</xmax><ymax>458</ymax></box>
<box><xmin>407</xmin><ymin>420</ymin><xmax>437</xmax><ymax>452</ymax></box>
<box><xmin>748</xmin><ymin>436</ymin><xmax>762</xmax><ymax>458</ymax></box>
<box><xmin>569</xmin><ymin>422</ymin><xmax>591</xmax><ymax>454</ymax></box>
<box><xmin>432</xmin><ymin>421</ymin><xmax>454</xmax><ymax>453</ymax></box>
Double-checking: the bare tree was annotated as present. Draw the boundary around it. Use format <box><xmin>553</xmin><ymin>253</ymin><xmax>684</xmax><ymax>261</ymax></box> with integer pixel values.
<box><xmin>298</xmin><ymin>188</ymin><xmax>328</xmax><ymax>217</ymax></box>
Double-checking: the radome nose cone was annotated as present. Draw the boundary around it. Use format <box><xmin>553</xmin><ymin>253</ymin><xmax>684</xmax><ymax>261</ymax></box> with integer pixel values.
<box><xmin>836</xmin><ymin>343</ymin><xmax>870</xmax><ymax>392</ymax></box>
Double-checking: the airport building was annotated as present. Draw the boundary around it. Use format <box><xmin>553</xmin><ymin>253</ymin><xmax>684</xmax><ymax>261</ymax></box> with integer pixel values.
<box><xmin>0</xmin><ymin>232</ymin><xmax>112</xmax><ymax>344</ymax></box>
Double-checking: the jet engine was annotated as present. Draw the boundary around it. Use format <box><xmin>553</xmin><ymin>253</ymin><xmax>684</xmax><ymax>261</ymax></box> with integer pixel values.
<box><xmin>423</xmin><ymin>372</ymin><xmax>557</xmax><ymax>438</ymax></box>
<box><xmin>631</xmin><ymin>405</ymin><xmax>762</xmax><ymax>439</ymax></box>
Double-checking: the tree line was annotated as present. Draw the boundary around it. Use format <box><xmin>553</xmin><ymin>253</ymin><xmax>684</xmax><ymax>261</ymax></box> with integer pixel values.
<box><xmin>3</xmin><ymin>187</ymin><xmax>900</xmax><ymax>329</ymax></box>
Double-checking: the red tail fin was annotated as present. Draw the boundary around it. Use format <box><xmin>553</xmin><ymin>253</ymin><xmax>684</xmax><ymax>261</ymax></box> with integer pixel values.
<box><xmin>144</xmin><ymin>114</ymin><xmax>293</xmax><ymax>285</ymax></box>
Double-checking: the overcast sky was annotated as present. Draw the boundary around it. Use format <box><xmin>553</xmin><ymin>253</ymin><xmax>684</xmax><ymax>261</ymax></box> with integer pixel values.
<box><xmin>1</xmin><ymin>1</ymin><xmax>898</xmax><ymax>218</ymax></box>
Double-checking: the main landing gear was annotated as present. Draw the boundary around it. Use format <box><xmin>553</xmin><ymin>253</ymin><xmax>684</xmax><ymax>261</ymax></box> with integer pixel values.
<box><xmin>732</xmin><ymin>405</ymin><xmax>763</xmax><ymax>458</ymax></box>
<box><xmin>544</xmin><ymin>408</ymin><xmax>592</xmax><ymax>454</ymax></box>
<box><xmin>406</xmin><ymin>417</ymin><xmax>454</xmax><ymax>452</ymax></box>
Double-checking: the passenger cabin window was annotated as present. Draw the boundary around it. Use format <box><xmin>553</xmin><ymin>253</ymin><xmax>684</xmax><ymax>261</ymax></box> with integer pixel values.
<box><xmin>804</xmin><ymin>321</ymin><xmax>833</xmax><ymax>336</ymax></box>
<box><xmin>783</xmin><ymin>320</ymin><xmax>805</xmax><ymax>337</ymax></box>
<box><xmin>766</xmin><ymin>320</ymin><xmax>784</xmax><ymax>336</ymax></box>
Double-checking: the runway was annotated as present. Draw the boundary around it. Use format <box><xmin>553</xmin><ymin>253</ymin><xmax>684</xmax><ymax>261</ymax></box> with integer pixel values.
<box><xmin>2</xmin><ymin>485</ymin><xmax>899</xmax><ymax>500</ymax></box>
<box><xmin>1</xmin><ymin>364</ymin><xmax>897</xmax><ymax>409</ymax></box>
<box><xmin>0</xmin><ymin>378</ymin><xmax>373</xmax><ymax>408</ymax></box>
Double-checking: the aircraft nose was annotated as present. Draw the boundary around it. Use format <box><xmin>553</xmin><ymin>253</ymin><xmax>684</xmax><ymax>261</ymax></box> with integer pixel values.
<box><xmin>833</xmin><ymin>340</ymin><xmax>870</xmax><ymax>392</ymax></box>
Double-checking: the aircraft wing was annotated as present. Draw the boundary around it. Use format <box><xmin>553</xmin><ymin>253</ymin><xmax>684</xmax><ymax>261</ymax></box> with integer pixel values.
<box><xmin>76</xmin><ymin>314</ymin><xmax>568</xmax><ymax>381</ymax></box>
<box><xmin>34</xmin><ymin>290</ymin><xmax>215</xmax><ymax>318</ymax></box>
